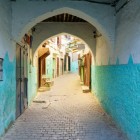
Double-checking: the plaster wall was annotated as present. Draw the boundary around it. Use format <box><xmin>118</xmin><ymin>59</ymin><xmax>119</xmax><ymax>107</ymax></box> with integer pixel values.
<box><xmin>0</xmin><ymin>0</ymin><xmax>14</xmax><ymax>60</ymax></box>
<box><xmin>32</xmin><ymin>22</ymin><xmax>96</xmax><ymax>58</ymax></box>
<box><xmin>115</xmin><ymin>0</ymin><xmax>140</xmax><ymax>64</ymax></box>
<box><xmin>91</xmin><ymin>1</ymin><xmax>140</xmax><ymax>139</ymax></box>
<box><xmin>46</xmin><ymin>56</ymin><xmax>53</xmax><ymax>80</ymax></box>
<box><xmin>71</xmin><ymin>60</ymin><xmax>78</xmax><ymax>73</ymax></box>
<box><xmin>96</xmin><ymin>36</ymin><xmax>112</xmax><ymax>65</ymax></box>
<box><xmin>91</xmin><ymin>61</ymin><xmax>140</xmax><ymax>140</ymax></box>
<box><xmin>1</xmin><ymin>0</ymin><xmax>140</xmax><ymax>139</ymax></box>
<box><xmin>11</xmin><ymin>0</ymin><xmax>115</xmax><ymax>51</ymax></box>
<box><xmin>0</xmin><ymin>0</ymin><xmax>16</xmax><ymax>136</ymax></box>
<box><xmin>28</xmin><ymin>65</ymin><xmax>37</xmax><ymax>105</ymax></box>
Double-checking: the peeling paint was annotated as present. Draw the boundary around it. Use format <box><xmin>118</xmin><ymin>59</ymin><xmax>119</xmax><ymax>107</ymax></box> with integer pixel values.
<box><xmin>0</xmin><ymin>53</ymin><xmax>16</xmax><ymax>136</ymax></box>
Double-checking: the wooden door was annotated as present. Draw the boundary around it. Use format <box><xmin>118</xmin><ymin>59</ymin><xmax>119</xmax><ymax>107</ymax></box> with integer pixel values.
<box><xmin>38</xmin><ymin>58</ymin><xmax>41</xmax><ymax>87</ymax></box>
<box><xmin>64</xmin><ymin>55</ymin><xmax>66</xmax><ymax>71</ymax></box>
<box><xmin>60</xmin><ymin>59</ymin><xmax>63</xmax><ymax>75</ymax></box>
<box><xmin>16</xmin><ymin>45</ymin><xmax>21</xmax><ymax>118</ymax></box>
<box><xmin>20</xmin><ymin>46</ymin><xmax>25</xmax><ymax>114</ymax></box>
<box><xmin>23</xmin><ymin>50</ymin><xmax>28</xmax><ymax>109</ymax></box>
<box><xmin>57</xmin><ymin>57</ymin><xmax>59</xmax><ymax>77</ymax></box>
<box><xmin>53</xmin><ymin>58</ymin><xmax>56</xmax><ymax>78</ymax></box>
<box><xmin>68</xmin><ymin>56</ymin><xmax>71</xmax><ymax>71</ymax></box>
<box><xmin>84</xmin><ymin>53</ymin><xmax>92</xmax><ymax>88</ymax></box>
<box><xmin>16</xmin><ymin>44</ymin><xmax>28</xmax><ymax>118</ymax></box>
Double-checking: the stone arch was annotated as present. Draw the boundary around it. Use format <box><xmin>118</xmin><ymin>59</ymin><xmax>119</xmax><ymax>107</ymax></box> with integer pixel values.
<box><xmin>33</xmin><ymin>32</ymin><xmax>95</xmax><ymax>66</ymax></box>
<box><xmin>12</xmin><ymin>1</ymin><xmax>115</xmax><ymax>50</ymax></box>
<box><xmin>31</xmin><ymin>22</ymin><xmax>96</xmax><ymax>56</ymax></box>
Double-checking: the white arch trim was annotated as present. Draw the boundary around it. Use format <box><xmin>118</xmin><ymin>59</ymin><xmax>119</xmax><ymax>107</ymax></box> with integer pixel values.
<box><xmin>17</xmin><ymin>7</ymin><xmax>112</xmax><ymax>49</ymax></box>
<box><xmin>33</xmin><ymin>32</ymin><xmax>95</xmax><ymax>66</ymax></box>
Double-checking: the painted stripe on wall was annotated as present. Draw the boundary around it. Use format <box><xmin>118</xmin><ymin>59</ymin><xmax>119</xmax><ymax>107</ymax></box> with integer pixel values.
<box><xmin>0</xmin><ymin>53</ymin><xmax>16</xmax><ymax>136</ymax></box>
<box><xmin>91</xmin><ymin>62</ymin><xmax>140</xmax><ymax>140</ymax></box>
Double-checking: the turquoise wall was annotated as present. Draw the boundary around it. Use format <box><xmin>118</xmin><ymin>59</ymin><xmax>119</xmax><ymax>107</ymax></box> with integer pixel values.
<box><xmin>28</xmin><ymin>66</ymin><xmax>37</xmax><ymax>105</ymax></box>
<box><xmin>91</xmin><ymin>58</ymin><xmax>140</xmax><ymax>140</ymax></box>
<box><xmin>0</xmin><ymin>53</ymin><xmax>16</xmax><ymax>136</ymax></box>
<box><xmin>71</xmin><ymin>60</ymin><xmax>78</xmax><ymax>73</ymax></box>
<box><xmin>46</xmin><ymin>57</ymin><xmax>53</xmax><ymax>80</ymax></box>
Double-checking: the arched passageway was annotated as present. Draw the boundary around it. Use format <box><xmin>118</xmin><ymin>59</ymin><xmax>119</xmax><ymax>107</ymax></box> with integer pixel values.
<box><xmin>1</xmin><ymin>1</ymin><xmax>140</xmax><ymax>140</ymax></box>
<box><xmin>0</xmin><ymin>0</ymin><xmax>123</xmax><ymax>137</ymax></box>
<box><xmin>32</xmin><ymin>22</ymin><xmax>96</xmax><ymax>57</ymax></box>
<box><xmin>12</xmin><ymin>2</ymin><xmax>115</xmax><ymax>50</ymax></box>
<box><xmin>2</xmin><ymin>7</ymin><xmax>127</xmax><ymax>138</ymax></box>
<box><xmin>33</xmin><ymin>33</ymin><xmax>93</xmax><ymax>91</ymax></box>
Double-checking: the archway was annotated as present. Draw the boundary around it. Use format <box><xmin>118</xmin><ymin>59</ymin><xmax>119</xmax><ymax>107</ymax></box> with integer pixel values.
<box><xmin>33</xmin><ymin>33</ymin><xmax>93</xmax><ymax>92</ymax></box>
<box><xmin>13</xmin><ymin>1</ymin><xmax>114</xmax><ymax>124</ymax></box>
<box><xmin>31</xmin><ymin>22</ymin><xmax>96</xmax><ymax>57</ymax></box>
<box><xmin>12</xmin><ymin>2</ymin><xmax>115</xmax><ymax>51</ymax></box>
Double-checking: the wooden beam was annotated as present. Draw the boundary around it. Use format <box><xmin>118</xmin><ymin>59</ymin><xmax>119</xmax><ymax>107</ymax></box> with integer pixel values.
<box><xmin>64</xmin><ymin>13</ymin><xmax>66</xmax><ymax>22</ymax></box>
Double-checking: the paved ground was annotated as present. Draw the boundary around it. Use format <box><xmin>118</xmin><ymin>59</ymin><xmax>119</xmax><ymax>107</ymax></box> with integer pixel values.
<box><xmin>2</xmin><ymin>73</ymin><xmax>128</xmax><ymax>140</ymax></box>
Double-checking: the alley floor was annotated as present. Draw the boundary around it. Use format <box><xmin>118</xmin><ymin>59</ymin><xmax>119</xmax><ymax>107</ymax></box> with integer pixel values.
<box><xmin>2</xmin><ymin>73</ymin><xmax>128</xmax><ymax>140</ymax></box>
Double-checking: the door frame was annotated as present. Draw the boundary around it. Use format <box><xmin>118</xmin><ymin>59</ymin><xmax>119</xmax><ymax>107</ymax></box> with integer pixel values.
<box><xmin>16</xmin><ymin>43</ymin><xmax>28</xmax><ymax>118</ymax></box>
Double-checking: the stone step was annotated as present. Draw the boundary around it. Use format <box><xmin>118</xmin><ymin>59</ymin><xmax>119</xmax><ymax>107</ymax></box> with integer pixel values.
<box><xmin>45</xmin><ymin>81</ymin><xmax>54</xmax><ymax>87</ymax></box>
<box><xmin>38</xmin><ymin>86</ymin><xmax>50</xmax><ymax>92</ymax></box>
<box><xmin>81</xmin><ymin>86</ymin><xmax>90</xmax><ymax>93</ymax></box>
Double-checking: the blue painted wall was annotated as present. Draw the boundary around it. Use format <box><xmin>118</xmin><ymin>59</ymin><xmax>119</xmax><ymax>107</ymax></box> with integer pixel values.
<box><xmin>71</xmin><ymin>60</ymin><xmax>78</xmax><ymax>73</ymax></box>
<box><xmin>28</xmin><ymin>66</ymin><xmax>37</xmax><ymax>105</ymax></box>
<box><xmin>0</xmin><ymin>53</ymin><xmax>16</xmax><ymax>136</ymax></box>
<box><xmin>46</xmin><ymin>57</ymin><xmax>53</xmax><ymax>80</ymax></box>
<box><xmin>91</xmin><ymin>59</ymin><xmax>140</xmax><ymax>140</ymax></box>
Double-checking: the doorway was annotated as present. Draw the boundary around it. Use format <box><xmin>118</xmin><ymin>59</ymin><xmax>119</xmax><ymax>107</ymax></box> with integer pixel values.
<box><xmin>16</xmin><ymin>44</ymin><xmax>28</xmax><ymax>118</ymax></box>
<box><xmin>57</xmin><ymin>57</ymin><xmax>59</xmax><ymax>77</ymax></box>
<box><xmin>38</xmin><ymin>57</ymin><xmax>46</xmax><ymax>87</ymax></box>
<box><xmin>60</xmin><ymin>59</ymin><xmax>64</xmax><ymax>75</ymax></box>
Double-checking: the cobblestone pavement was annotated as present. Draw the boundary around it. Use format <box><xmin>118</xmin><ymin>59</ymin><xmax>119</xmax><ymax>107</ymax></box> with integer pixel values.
<box><xmin>2</xmin><ymin>73</ymin><xmax>128</xmax><ymax>140</ymax></box>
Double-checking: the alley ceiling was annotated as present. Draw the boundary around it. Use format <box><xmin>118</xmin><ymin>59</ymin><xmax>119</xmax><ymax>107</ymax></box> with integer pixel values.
<box><xmin>42</xmin><ymin>13</ymin><xmax>87</xmax><ymax>22</ymax></box>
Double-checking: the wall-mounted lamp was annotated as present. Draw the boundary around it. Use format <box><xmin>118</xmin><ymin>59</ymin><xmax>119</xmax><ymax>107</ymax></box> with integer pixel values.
<box><xmin>0</xmin><ymin>58</ymin><xmax>4</xmax><ymax>81</ymax></box>
<box><xmin>93</xmin><ymin>31</ymin><xmax>102</xmax><ymax>38</ymax></box>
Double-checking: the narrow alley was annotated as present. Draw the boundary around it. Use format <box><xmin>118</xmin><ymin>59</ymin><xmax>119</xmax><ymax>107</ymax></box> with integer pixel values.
<box><xmin>1</xmin><ymin>1</ymin><xmax>140</xmax><ymax>140</ymax></box>
<box><xmin>2</xmin><ymin>73</ymin><xmax>127</xmax><ymax>140</ymax></box>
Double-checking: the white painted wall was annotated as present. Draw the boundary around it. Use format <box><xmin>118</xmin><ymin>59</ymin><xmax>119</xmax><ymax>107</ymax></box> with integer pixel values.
<box><xmin>2</xmin><ymin>0</ymin><xmax>139</xmax><ymax>65</ymax></box>
<box><xmin>32</xmin><ymin>22</ymin><xmax>96</xmax><ymax>58</ymax></box>
<box><xmin>96</xmin><ymin>36</ymin><xmax>112</xmax><ymax>65</ymax></box>
<box><xmin>0</xmin><ymin>0</ymin><xmax>15</xmax><ymax>60</ymax></box>
<box><xmin>11</xmin><ymin>0</ymin><xmax>115</xmax><ymax>50</ymax></box>
<box><xmin>115</xmin><ymin>0</ymin><xmax>140</xmax><ymax>64</ymax></box>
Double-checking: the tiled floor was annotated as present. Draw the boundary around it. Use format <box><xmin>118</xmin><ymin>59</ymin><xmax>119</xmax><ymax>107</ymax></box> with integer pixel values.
<box><xmin>2</xmin><ymin>73</ymin><xmax>128</xmax><ymax>140</ymax></box>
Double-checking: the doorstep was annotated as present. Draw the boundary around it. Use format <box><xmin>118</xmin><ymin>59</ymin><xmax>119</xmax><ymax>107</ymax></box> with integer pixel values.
<box><xmin>81</xmin><ymin>86</ymin><xmax>90</xmax><ymax>93</ymax></box>
<box><xmin>38</xmin><ymin>86</ymin><xmax>51</xmax><ymax>92</ymax></box>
